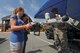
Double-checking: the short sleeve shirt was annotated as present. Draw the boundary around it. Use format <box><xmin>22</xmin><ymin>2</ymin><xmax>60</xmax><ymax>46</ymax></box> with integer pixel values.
<box><xmin>10</xmin><ymin>14</ymin><xmax>24</xmax><ymax>43</ymax></box>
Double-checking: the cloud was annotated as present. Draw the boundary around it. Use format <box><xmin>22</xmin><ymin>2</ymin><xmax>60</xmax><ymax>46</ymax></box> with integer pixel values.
<box><xmin>0</xmin><ymin>6</ymin><xmax>11</xmax><ymax>19</ymax></box>
<box><xmin>30</xmin><ymin>4</ymin><xmax>39</xmax><ymax>11</ymax></box>
<box><xmin>4</xmin><ymin>6</ymin><xmax>14</xmax><ymax>12</ymax></box>
<box><xmin>30</xmin><ymin>0</ymin><xmax>39</xmax><ymax>12</ymax></box>
<box><xmin>0</xmin><ymin>7</ymin><xmax>8</xmax><ymax>18</ymax></box>
<box><xmin>0</xmin><ymin>12</ymin><xmax>9</xmax><ymax>18</ymax></box>
<box><xmin>20</xmin><ymin>0</ymin><xmax>24</xmax><ymax>6</ymax></box>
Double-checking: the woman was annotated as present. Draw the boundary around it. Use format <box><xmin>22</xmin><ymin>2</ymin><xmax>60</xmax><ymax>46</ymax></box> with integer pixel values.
<box><xmin>10</xmin><ymin>7</ymin><xmax>32</xmax><ymax>53</ymax></box>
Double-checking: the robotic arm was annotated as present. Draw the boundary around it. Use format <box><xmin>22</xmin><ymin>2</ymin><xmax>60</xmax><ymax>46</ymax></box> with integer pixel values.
<box><xmin>45</xmin><ymin>12</ymin><xmax>80</xmax><ymax>30</ymax></box>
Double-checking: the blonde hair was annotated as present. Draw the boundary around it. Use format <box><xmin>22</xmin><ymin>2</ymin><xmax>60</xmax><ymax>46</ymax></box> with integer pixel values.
<box><xmin>12</xmin><ymin>7</ymin><xmax>24</xmax><ymax>14</ymax></box>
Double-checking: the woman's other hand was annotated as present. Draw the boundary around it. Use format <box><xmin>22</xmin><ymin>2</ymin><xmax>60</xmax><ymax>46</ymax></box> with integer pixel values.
<box><xmin>25</xmin><ymin>23</ymin><xmax>32</xmax><ymax>29</ymax></box>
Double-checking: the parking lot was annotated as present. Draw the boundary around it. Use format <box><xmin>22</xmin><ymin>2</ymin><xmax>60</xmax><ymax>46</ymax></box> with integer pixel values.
<box><xmin>0</xmin><ymin>32</ymin><xmax>57</xmax><ymax>53</ymax></box>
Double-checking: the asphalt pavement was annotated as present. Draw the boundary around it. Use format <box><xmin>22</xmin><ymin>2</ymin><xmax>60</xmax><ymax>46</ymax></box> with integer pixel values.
<box><xmin>0</xmin><ymin>32</ymin><xmax>57</xmax><ymax>53</ymax></box>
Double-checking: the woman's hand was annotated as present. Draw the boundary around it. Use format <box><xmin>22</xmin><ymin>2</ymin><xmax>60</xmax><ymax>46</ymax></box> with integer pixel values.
<box><xmin>24</xmin><ymin>23</ymin><xmax>32</xmax><ymax>29</ymax></box>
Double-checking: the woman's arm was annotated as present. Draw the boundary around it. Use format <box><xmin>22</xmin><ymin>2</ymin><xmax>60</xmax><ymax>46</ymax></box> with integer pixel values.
<box><xmin>10</xmin><ymin>18</ymin><xmax>31</xmax><ymax>31</ymax></box>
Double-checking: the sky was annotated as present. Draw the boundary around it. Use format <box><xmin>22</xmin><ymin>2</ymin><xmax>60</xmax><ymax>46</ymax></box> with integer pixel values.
<box><xmin>0</xmin><ymin>0</ymin><xmax>47</xmax><ymax>23</ymax></box>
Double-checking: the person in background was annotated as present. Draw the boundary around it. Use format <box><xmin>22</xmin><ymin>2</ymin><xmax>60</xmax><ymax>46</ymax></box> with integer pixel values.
<box><xmin>10</xmin><ymin>7</ymin><xmax>32</xmax><ymax>53</ymax></box>
<box><xmin>51</xmin><ymin>8</ymin><xmax>70</xmax><ymax>53</ymax></box>
<box><xmin>21</xmin><ymin>14</ymin><xmax>32</xmax><ymax>53</ymax></box>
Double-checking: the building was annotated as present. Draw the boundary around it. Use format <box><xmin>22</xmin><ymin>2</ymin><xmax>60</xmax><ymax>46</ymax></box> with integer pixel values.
<box><xmin>2</xmin><ymin>15</ymin><xmax>11</xmax><ymax>32</ymax></box>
